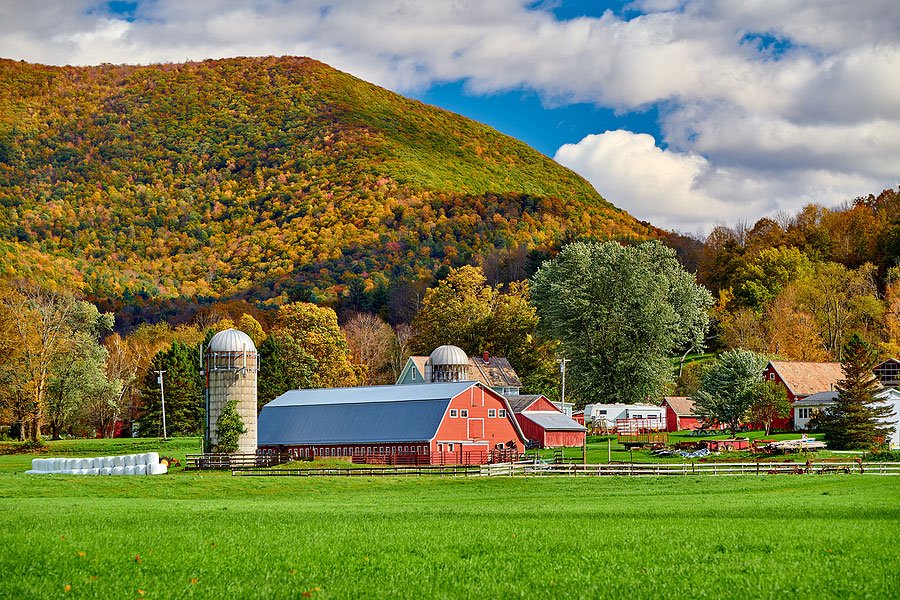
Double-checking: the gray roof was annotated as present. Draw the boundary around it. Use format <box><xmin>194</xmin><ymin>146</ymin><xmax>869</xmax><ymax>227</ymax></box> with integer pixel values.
<box><xmin>518</xmin><ymin>411</ymin><xmax>587</xmax><ymax>431</ymax></box>
<box><xmin>259</xmin><ymin>382</ymin><xmax>478</xmax><ymax>445</ymax></box>
<box><xmin>794</xmin><ymin>391</ymin><xmax>838</xmax><ymax>406</ymax></box>
<box><xmin>505</xmin><ymin>395</ymin><xmax>542</xmax><ymax>413</ymax></box>
<box><xmin>208</xmin><ymin>328</ymin><xmax>257</xmax><ymax>352</ymax></box>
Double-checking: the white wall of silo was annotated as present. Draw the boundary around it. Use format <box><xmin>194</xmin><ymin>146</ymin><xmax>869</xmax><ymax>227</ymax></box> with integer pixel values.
<box><xmin>207</xmin><ymin>355</ymin><xmax>258</xmax><ymax>454</ymax></box>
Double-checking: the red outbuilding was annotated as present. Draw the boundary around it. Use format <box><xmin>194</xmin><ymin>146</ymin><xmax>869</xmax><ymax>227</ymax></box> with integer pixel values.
<box><xmin>505</xmin><ymin>395</ymin><xmax>587</xmax><ymax>448</ymax></box>
<box><xmin>663</xmin><ymin>397</ymin><xmax>703</xmax><ymax>432</ymax></box>
<box><xmin>763</xmin><ymin>361</ymin><xmax>843</xmax><ymax>430</ymax></box>
<box><xmin>258</xmin><ymin>382</ymin><xmax>525</xmax><ymax>464</ymax></box>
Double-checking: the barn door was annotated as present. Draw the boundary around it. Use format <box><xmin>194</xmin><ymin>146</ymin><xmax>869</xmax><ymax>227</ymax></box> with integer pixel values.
<box><xmin>468</xmin><ymin>418</ymin><xmax>484</xmax><ymax>439</ymax></box>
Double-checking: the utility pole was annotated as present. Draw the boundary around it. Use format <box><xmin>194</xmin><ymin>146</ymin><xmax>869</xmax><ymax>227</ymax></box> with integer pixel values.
<box><xmin>557</xmin><ymin>358</ymin><xmax>570</xmax><ymax>407</ymax></box>
<box><xmin>154</xmin><ymin>370</ymin><xmax>167</xmax><ymax>440</ymax></box>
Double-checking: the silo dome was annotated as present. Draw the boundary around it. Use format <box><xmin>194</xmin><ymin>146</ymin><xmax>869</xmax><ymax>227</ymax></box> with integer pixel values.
<box><xmin>208</xmin><ymin>328</ymin><xmax>257</xmax><ymax>352</ymax></box>
<box><xmin>429</xmin><ymin>345</ymin><xmax>468</xmax><ymax>366</ymax></box>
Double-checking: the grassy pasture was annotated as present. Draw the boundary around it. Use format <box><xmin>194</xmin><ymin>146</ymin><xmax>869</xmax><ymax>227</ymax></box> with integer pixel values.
<box><xmin>1</xmin><ymin>468</ymin><xmax>898</xmax><ymax>599</ymax></box>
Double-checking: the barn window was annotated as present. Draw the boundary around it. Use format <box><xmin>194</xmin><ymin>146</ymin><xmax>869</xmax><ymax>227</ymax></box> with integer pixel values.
<box><xmin>450</xmin><ymin>409</ymin><xmax>458</xmax><ymax>417</ymax></box>
<box><xmin>460</xmin><ymin>409</ymin><xmax>468</xmax><ymax>418</ymax></box>
<box><xmin>488</xmin><ymin>409</ymin><xmax>496</xmax><ymax>418</ymax></box>
<box><xmin>769</xmin><ymin>372</ymin><xmax>775</xmax><ymax>380</ymax></box>
<box><xmin>448</xmin><ymin>443</ymin><xmax>455</xmax><ymax>452</ymax></box>
<box><xmin>499</xmin><ymin>409</ymin><xmax>506</xmax><ymax>418</ymax></box>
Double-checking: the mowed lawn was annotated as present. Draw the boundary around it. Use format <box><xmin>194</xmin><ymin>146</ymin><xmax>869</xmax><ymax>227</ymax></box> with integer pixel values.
<box><xmin>0</xmin><ymin>472</ymin><xmax>898</xmax><ymax>599</ymax></box>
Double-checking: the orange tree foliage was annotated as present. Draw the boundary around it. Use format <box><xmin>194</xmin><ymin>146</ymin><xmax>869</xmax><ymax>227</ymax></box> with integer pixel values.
<box><xmin>0</xmin><ymin>57</ymin><xmax>655</xmax><ymax>308</ymax></box>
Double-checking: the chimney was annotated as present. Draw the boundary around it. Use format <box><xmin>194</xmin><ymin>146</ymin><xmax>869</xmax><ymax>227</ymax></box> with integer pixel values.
<box><xmin>482</xmin><ymin>351</ymin><xmax>490</xmax><ymax>363</ymax></box>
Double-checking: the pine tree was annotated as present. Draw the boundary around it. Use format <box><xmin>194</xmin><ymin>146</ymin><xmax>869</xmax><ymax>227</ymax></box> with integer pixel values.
<box><xmin>813</xmin><ymin>334</ymin><xmax>892</xmax><ymax>449</ymax></box>
<box><xmin>138</xmin><ymin>341</ymin><xmax>203</xmax><ymax>437</ymax></box>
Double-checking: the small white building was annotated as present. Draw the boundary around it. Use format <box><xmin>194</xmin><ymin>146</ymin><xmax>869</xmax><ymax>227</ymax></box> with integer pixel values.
<box><xmin>794</xmin><ymin>388</ymin><xmax>900</xmax><ymax>449</ymax></box>
<box><xmin>583</xmin><ymin>403</ymin><xmax>666</xmax><ymax>430</ymax></box>
<box><xmin>552</xmin><ymin>401</ymin><xmax>574</xmax><ymax>418</ymax></box>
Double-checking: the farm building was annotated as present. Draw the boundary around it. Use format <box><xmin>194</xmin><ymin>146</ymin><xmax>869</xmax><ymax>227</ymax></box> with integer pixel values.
<box><xmin>663</xmin><ymin>397</ymin><xmax>705</xmax><ymax>432</ymax></box>
<box><xmin>794</xmin><ymin>388</ymin><xmax>900</xmax><ymax>449</ymax></box>
<box><xmin>396</xmin><ymin>345</ymin><xmax>522</xmax><ymax>396</ymax></box>
<box><xmin>763</xmin><ymin>361</ymin><xmax>843</xmax><ymax>429</ymax></box>
<box><xmin>583</xmin><ymin>403</ymin><xmax>666</xmax><ymax>430</ymax></box>
<box><xmin>505</xmin><ymin>395</ymin><xmax>586</xmax><ymax>448</ymax></box>
<box><xmin>258</xmin><ymin>381</ymin><xmax>525</xmax><ymax>464</ymax></box>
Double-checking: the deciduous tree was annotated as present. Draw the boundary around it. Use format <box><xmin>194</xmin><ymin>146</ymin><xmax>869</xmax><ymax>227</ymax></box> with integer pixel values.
<box><xmin>693</xmin><ymin>349</ymin><xmax>768</xmax><ymax>437</ymax></box>
<box><xmin>531</xmin><ymin>241</ymin><xmax>713</xmax><ymax>404</ymax></box>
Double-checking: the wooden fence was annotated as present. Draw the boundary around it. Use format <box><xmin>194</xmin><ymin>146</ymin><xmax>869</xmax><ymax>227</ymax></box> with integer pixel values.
<box><xmin>184</xmin><ymin>453</ymin><xmax>292</xmax><ymax>470</ymax></box>
<box><xmin>226</xmin><ymin>460</ymin><xmax>900</xmax><ymax>477</ymax></box>
<box><xmin>478</xmin><ymin>461</ymin><xmax>900</xmax><ymax>477</ymax></box>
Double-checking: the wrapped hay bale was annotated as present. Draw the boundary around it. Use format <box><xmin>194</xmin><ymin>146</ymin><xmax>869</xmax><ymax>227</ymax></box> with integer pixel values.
<box><xmin>148</xmin><ymin>462</ymin><xmax>168</xmax><ymax>475</ymax></box>
<box><xmin>145</xmin><ymin>452</ymin><xmax>159</xmax><ymax>466</ymax></box>
<box><xmin>134</xmin><ymin>465</ymin><xmax>148</xmax><ymax>475</ymax></box>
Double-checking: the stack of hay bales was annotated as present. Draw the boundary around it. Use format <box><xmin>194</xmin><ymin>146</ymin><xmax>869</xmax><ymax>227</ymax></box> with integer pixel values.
<box><xmin>25</xmin><ymin>453</ymin><xmax>168</xmax><ymax>475</ymax></box>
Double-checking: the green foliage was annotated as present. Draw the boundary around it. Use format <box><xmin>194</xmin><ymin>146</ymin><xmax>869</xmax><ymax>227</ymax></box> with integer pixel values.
<box><xmin>747</xmin><ymin>380</ymin><xmax>791</xmax><ymax>435</ymax></box>
<box><xmin>811</xmin><ymin>335</ymin><xmax>893</xmax><ymax>449</ymax></box>
<box><xmin>693</xmin><ymin>349</ymin><xmax>768</xmax><ymax>437</ymax></box>
<box><xmin>214</xmin><ymin>400</ymin><xmax>246</xmax><ymax>454</ymax></box>
<box><xmin>138</xmin><ymin>341</ymin><xmax>203</xmax><ymax>437</ymax></box>
<box><xmin>733</xmin><ymin>246</ymin><xmax>813</xmax><ymax>310</ymax></box>
<box><xmin>0</xmin><ymin>57</ymin><xmax>653</xmax><ymax>305</ymax></box>
<box><xmin>275</xmin><ymin>302</ymin><xmax>358</xmax><ymax>388</ymax></box>
<box><xmin>531</xmin><ymin>241</ymin><xmax>714</xmax><ymax>404</ymax></box>
<box><xmin>257</xmin><ymin>333</ymin><xmax>317</xmax><ymax>408</ymax></box>
<box><xmin>411</xmin><ymin>266</ymin><xmax>559</xmax><ymax>398</ymax></box>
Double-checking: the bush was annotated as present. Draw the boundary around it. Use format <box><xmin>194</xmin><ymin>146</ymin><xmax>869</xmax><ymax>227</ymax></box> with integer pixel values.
<box><xmin>214</xmin><ymin>400</ymin><xmax>246</xmax><ymax>454</ymax></box>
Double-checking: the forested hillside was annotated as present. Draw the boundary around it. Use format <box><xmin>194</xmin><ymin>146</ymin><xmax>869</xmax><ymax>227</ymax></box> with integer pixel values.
<box><xmin>0</xmin><ymin>56</ymin><xmax>653</xmax><ymax>313</ymax></box>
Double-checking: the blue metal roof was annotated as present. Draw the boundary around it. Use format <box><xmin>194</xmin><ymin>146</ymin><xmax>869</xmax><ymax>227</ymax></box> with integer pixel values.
<box><xmin>258</xmin><ymin>382</ymin><xmax>477</xmax><ymax>445</ymax></box>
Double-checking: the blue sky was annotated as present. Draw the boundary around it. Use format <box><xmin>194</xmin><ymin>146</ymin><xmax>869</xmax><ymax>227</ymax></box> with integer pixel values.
<box><xmin>2</xmin><ymin>0</ymin><xmax>898</xmax><ymax>232</ymax></box>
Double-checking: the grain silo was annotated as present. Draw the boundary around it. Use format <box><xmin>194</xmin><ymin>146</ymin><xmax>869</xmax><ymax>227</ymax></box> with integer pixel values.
<box><xmin>205</xmin><ymin>328</ymin><xmax>258</xmax><ymax>454</ymax></box>
<box><xmin>425</xmin><ymin>345</ymin><xmax>470</xmax><ymax>382</ymax></box>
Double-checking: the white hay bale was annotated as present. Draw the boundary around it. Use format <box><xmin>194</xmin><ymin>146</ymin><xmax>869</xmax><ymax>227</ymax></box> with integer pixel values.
<box><xmin>145</xmin><ymin>452</ymin><xmax>159</xmax><ymax>466</ymax></box>
<box><xmin>111</xmin><ymin>466</ymin><xmax>125</xmax><ymax>475</ymax></box>
<box><xmin>100</xmin><ymin>467</ymin><xmax>113</xmax><ymax>475</ymax></box>
<box><xmin>31</xmin><ymin>459</ymin><xmax>43</xmax><ymax>471</ymax></box>
<box><xmin>134</xmin><ymin>464</ymin><xmax>148</xmax><ymax>475</ymax></box>
<box><xmin>86</xmin><ymin>468</ymin><xmax>100</xmax><ymax>475</ymax></box>
<box><xmin>113</xmin><ymin>456</ymin><xmax>125</xmax><ymax>468</ymax></box>
<box><xmin>123</xmin><ymin>466</ymin><xmax>135</xmax><ymax>475</ymax></box>
<box><xmin>149</xmin><ymin>462</ymin><xmax>167</xmax><ymax>475</ymax></box>
<box><xmin>124</xmin><ymin>454</ymin><xmax>135</xmax><ymax>467</ymax></box>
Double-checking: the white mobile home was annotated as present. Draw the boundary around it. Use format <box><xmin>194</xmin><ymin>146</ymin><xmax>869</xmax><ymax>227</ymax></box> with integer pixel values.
<box><xmin>583</xmin><ymin>403</ymin><xmax>666</xmax><ymax>430</ymax></box>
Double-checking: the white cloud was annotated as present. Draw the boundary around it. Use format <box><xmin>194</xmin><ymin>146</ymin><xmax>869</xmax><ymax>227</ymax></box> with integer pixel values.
<box><xmin>555</xmin><ymin>130</ymin><xmax>887</xmax><ymax>232</ymax></box>
<box><xmin>0</xmin><ymin>0</ymin><xmax>898</xmax><ymax>230</ymax></box>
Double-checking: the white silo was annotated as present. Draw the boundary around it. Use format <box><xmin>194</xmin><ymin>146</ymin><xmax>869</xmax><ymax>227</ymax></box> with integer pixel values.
<box><xmin>205</xmin><ymin>328</ymin><xmax>258</xmax><ymax>454</ymax></box>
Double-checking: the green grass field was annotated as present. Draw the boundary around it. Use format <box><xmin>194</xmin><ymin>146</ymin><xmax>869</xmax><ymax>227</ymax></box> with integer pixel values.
<box><xmin>1</xmin><ymin>437</ymin><xmax>898</xmax><ymax>599</ymax></box>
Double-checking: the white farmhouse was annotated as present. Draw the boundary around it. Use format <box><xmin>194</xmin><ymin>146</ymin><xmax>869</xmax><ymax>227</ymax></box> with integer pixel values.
<box><xmin>793</xmin><ymin>388</ymin><xmax>900</xmax><ymax>449</ymax></box>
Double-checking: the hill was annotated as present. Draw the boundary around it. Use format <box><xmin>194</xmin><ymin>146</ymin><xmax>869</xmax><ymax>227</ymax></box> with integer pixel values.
<box><xmin>0</xmin><ymin>56</ymin><xmax>655</xmax><ymax>308</ymax></box>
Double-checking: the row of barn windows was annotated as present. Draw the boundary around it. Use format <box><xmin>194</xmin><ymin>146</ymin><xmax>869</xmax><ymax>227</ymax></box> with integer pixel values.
<box><xmin>449</xmin><ymin>409</ymin><xmax>506</xmax><ymax>418</ymax></box>
<box><xmin>291</xmin><ymin>446</ymin><xmax>430</xmax><ymax>457</ymax></box>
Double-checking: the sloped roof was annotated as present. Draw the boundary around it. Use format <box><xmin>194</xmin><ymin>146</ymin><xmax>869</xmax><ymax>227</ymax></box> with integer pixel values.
<box><xmin>505</xmin><ymin>395</ymin><xmax>543</xmax><ymax>414</ymax></box>
<box><xmin>794</xmin><ymin>391</ymin><xmax>838</xmax><ymax>406</ymax></box>
<box><xmin>470</xmin><ymin>356</ymin><xmax>522</xmax><ymax>388</ymax></box>
<box><xmin>259</xmin><ymin>382</ymin><xmax>477</xmax><ymax>445</ymax></box>
<box><xmin>405</xmin><ymin>354</ymin><xmax>522</xmax><ymax>388</ymax></box>
<box><xmin>518</xmin><ymin>411</ymin><xmax>587</xmax><ymax>431</ymax></box>
<box><xmin>208</xmin><ymin>328</ymin><xmax>257</xmax><ymax>352</ymax></box>
<box><xmin>663</xmin><ymin>397</ymin><xmax>696</xmax><ymax>417</ymax></box>
<box><xmin>768</xmin><ymin>361</ymin><xmax>843</xmax><ymax>397</ymax></box>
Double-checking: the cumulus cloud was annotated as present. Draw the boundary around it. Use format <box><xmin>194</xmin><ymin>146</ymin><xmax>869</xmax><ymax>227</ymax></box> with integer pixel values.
<box><xmin>0</xmin><ymin>0</ymin><xmax>898</xmax><ymax>229</ymax></box>
<box><xmin>555</xmin><ymin>130</ymin><xmax>886</xmax><ymax>232</ymax></box>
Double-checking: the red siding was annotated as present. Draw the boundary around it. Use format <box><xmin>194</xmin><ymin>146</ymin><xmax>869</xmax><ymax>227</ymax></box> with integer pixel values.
<box><xmin>544</xmin><ymin>430</ymin><xmax>586</xmax><ymax>448</ymax></box>
<box><xmin>522</xmin><ymin>397</ymin><xmax>559</xmax><ymax>412</ymax></box>
<box><xmin>763</xmin><ymin>365</ymin><xmax>796</xmax><ymax>430</ymax></box>
<box><xmin>431</xmin><ymin>386</ymin><xmax>524</xmax><ymax>461</ymax></box>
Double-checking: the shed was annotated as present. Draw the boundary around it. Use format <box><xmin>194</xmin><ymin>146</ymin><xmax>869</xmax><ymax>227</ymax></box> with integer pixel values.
<box><xmin>504</xmin><ymin>394</ymin><xmax>586</xmax><ymax>448</ymax></box>
<box><xmin>663</xmin><ymin>397</ymin><xmax>706</xmax><ymax>432</ymax></box>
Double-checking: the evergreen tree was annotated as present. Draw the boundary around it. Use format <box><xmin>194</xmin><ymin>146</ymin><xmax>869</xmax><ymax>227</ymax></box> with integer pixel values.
<box><xmin>812</xmin><ymin>334</ymin><xmax>893</xmax><ymax>449</ymax></box>
<box><xmin>139</xmin><ymin>341</ymin><xmax>203</xmax><ymax>437</ymax></box>
<box><xmin>215</xmin><ymin>400</ymin><xmax>246</xmax><ymax>453</ymax></box>
<box><xmin>257</xmin><ymin>333</ymin><xmax>317</xmax><ymax>410</ymax></box>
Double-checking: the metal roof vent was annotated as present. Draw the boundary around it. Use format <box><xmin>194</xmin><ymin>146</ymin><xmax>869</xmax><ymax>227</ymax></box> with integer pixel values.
<box><xmin>429</xmin><ymin>345</ymin><xmax>468</xmax><ymax>366</ymax></box>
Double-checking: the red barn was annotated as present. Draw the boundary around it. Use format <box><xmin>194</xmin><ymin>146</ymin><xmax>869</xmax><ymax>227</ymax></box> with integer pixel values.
<box><xmin>258</xmin><ymin>382</ymin><xmax>525</xmax><ymax>464</ymax></box>
<box><xmin>763</xmin><ymin>361</ymin><xmax>843</xmax><ymax>430</ymax></box>
<box><xmin>663</xmin><ymin>397</ymin><xmax>705</xmax><ymax>432</ymax></box>
<box><xmin>506</xmin><ymin>395</ymin><xmax>587</xmax><ymax>448</ymax></box>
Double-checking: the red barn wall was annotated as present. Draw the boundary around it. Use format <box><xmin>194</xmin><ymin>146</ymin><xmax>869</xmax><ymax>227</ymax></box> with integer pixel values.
<box><xmin>544</xmin><ymin>430</ymin><xmax>586</xmax><ymax>448</ymax></box>
<box><xmin>431</xmin><ymin>386</ymin><xmax>524</xmax><ymax>462</ymax></box>
<box><xmin>523</xmin><ymin>397</ymin><xmax>559</xmax><ymax>412</ymax></box>
<box><xmin>762</xmin><ymin>365</ymin><xmax>796</xmax><ymax>430</ymax></box>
